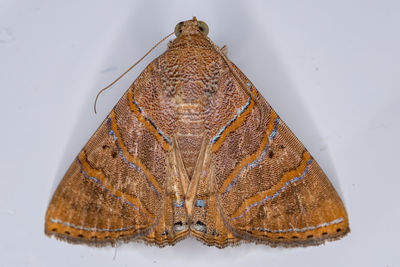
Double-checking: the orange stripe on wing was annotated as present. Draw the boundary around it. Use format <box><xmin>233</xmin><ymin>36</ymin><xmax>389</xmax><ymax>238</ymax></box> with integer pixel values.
<box><xmin>127</xmin><ymin>87</ymin><xmax>171</xmax><ymax>151</ymax></box>
<box><xmin>109</xmin><ymin>111</ymin><xmax>163</xmax><ymax>195</ymax></box>
<box><xmin>229</xmin><ymin>151</ymin><xmax>312</xmax><ymax>220</ymax></box>
<box><xmin>218</xmin><ymin>110</ymin><xmax>277</xmax><ymax>194</ymax></box>
<box><xmin>78</xmin><ymin>150</ymin><xmax>154</xmax><ymax>219</ymax></box>
<box><xmin>211</xmin><ymin>87</ymin><xmax>259</xmax><ymax>153</ymax></box>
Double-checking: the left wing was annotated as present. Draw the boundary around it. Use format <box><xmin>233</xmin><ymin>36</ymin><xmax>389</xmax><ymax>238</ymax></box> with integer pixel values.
<box><xmin>45</xmin><ymin>59</ymin><xmax>189</xmax><ymax>246</ymax></box>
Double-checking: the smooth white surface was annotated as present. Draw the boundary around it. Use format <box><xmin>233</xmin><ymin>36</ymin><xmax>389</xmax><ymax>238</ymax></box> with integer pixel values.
<box><xmin>1</xmin><ymin>0</ymin><xmax>399</xmax><ymax>266</ymax></box>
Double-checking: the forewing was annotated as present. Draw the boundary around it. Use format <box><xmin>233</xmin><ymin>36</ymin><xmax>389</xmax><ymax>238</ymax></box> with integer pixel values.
<box><xmin>45</xmin><ymin>60</ymin><xmax>189</xmax><ymax>246</ymax></box>
<box><xmin>206</xmin><ymin>63</ymin><xmax>349</xmax><ymax>247</ymax></box>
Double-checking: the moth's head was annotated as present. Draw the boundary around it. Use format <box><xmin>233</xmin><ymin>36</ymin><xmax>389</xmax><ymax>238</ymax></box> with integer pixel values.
<box><xmin>174</xmin><ymin>17</ymin><xmax>209</xmax><ymax>37</ymax></box>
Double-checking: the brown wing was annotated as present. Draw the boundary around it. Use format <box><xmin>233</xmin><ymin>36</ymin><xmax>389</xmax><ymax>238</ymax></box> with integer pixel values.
<box><xmin>45</xmin><ymin>60</ymin><xmax>189</xmax><ymax>246</ymax></box>
<box><xmin>191</xmin><ymin>63</ymin><xmax>349</xmax><ymax>247</ymax></box>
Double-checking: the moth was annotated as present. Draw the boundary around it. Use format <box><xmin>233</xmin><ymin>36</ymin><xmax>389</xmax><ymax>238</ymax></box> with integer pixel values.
<box><xmin>45</xmin><ymin>17</ymin><xmax>349</xmax><ymax>248</ymax></box>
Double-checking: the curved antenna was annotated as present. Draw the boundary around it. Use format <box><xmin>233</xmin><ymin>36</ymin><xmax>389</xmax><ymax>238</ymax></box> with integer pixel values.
<box><xmin>94</xmin><ymin>31</ymin><xmax>175</xmax><ymax>114</ymax></box>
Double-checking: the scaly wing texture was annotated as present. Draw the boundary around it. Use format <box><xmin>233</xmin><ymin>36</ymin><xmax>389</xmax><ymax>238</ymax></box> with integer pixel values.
<box><xmin>193</xmin><ymin>62</ymin><xmax>349</xmax><ymax>247</ymax></box>
<box><xmin>190</xmin><ymin>139</ymin><xmax>241</xmax><ymax>247</ymax></box>
<box><xmin>46</xmin><ymin>18</ymin><xmax>349</xmax><ymax>248</ymax></box>
<box><xmin>45</xmin><ymin>60</ymin><xmax>189</xmax><ymax>246</ymax></box>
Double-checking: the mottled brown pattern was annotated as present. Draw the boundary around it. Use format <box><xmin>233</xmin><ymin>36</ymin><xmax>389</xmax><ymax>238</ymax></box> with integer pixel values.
<box><xmin>45</xmin><ymin>17</ymin><xmax>349</xmax><ymax>248</ymax></box>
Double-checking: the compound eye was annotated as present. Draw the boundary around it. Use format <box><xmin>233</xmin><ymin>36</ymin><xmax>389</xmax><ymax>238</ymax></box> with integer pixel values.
<box><xmin>197</xmin><ymin>21</ymin><xmax>209</xmax><ymax>35</ymax></box>
<box><xmin>174</xmin><ymin>21</ymin><xmax>184</xmax><ymax>37</ymax></box>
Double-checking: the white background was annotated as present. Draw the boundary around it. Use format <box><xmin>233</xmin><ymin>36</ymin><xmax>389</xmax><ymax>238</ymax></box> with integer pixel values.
<box><xmin>1</xmin><ymin>0</ymin><xmax>399</xmax><ymax>266</ymax></box>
